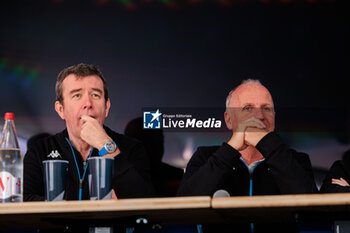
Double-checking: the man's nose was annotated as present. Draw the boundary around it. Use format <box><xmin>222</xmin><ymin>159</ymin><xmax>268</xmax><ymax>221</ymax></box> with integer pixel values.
<box><xmin>254</xmin><ymin>108</ymin><xmax>265</xmax><ymax>120</ymax></box>
<box><xmin>83</xmin><ymin>95</ymin><xmax>93</xmax><ymax>109</ymax></box>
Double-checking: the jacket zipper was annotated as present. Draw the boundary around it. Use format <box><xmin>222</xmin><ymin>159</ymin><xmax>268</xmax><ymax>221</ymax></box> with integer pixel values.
<box><xmin>239</xmin><ymin>158</ymin><xmax>264</xmax><ymax>233</ymax></box>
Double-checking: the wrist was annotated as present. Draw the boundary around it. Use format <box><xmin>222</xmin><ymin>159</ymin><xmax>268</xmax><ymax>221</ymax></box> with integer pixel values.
<box><xmin>98</xmin><ymin>139</ymin><xmax>118</xmax><ymax>156</ymax></box>
<box><xmin>228</xmin><ymin>138</ymin><xmax>246</xmax><ymax>151</ymax></box>
<box><xmin>97</xmin><ymin>137</ymin><xmax>113</xmax><ymax>150</ymax></box>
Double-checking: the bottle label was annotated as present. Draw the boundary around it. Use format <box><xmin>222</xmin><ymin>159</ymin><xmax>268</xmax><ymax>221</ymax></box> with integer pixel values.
<box><xmin>0</xmin><ymin>171</ymin><xmax>21</xmax><ymax>199</ymax></box>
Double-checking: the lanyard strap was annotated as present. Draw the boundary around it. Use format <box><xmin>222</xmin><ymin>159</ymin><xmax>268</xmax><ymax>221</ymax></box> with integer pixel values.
<box><xmin>65</xmin><ymin>137</ymin><xmax>94</xmax><ymax>201</ymax></box>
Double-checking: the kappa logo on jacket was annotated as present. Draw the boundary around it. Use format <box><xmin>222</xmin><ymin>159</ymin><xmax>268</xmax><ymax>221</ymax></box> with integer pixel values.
<box><xmin>47</xmin><ymin>150</ymin><xmax>61</xmax><ymax>159</ymax></box>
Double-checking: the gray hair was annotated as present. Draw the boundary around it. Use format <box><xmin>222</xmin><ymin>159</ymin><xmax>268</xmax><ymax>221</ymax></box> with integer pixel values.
<box><xmin>225</xmin><ymin>79</ymin><xmax>262</xmax><ymax>109</ymax></box>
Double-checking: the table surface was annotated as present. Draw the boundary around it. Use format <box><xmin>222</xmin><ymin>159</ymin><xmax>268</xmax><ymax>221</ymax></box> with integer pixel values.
<box><xmin>212</xmin><ymin>193</ymin><xmax>350</xmax><ymax>208</ymax></box>
<box><xmin>1</xmin><ymin>193</ymin><xmax>350</xmax><ymax>229</ymax></box>
<box><xmin>212</xmin><ymin>193</ymin><xmax>350</xmax><ymax>223</ymax></box>
<box><xmin>0</xmin><ymin>196</ymin><xmax>218</xmax><ymax>229</ymax></box>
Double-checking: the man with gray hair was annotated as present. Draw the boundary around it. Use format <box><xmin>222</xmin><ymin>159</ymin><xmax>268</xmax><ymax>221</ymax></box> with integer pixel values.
<box><xmin>177</xmin><ymin>79</ymin><xmax>317</xmax><ymax>232</ymax></box>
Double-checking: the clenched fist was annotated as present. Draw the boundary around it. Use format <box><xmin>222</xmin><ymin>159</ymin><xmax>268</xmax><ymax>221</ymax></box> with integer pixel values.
<box><xmin>80</xmin><ymin>115</ymin><xmax>112</xmax><ymax>150</ymax></box>
<box><xmin>228</xmin><ymin>117</ymin><xmax>267</xmax><ymax>151</ymax></box>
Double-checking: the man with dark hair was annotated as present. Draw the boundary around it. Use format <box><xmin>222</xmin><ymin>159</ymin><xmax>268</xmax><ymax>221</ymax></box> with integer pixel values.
<box><xmin>177</xmin><ymin>79</ymin><xmax>318</xmax><ymax>233</ymax></box>
<box><xmin>24</xmin><ymin>63</ymin><xmax>155</xmax><ymax>202</ymax></box>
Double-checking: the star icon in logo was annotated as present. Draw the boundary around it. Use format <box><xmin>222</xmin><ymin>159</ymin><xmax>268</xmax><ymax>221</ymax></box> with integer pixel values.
<box><xmin>150</xmin><ymin>109</ymin><xmax>162</xmax><ymax>122</ymax></box>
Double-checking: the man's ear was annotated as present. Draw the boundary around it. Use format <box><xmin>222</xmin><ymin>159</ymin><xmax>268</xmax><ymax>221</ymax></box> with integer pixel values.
<box><xmin>55</xmin><ymin>101</ymin><xmax>65</xmax><ymax>120</ymax></box>
<box><xmin>104</xmin><ymin>98</ymin><xmax>111</xmax><ymax>118</ymax></box>
<box><xmin>224</xmin><ymin>111</ymin><xmax>233</xmax><ymax>130</ymax></box>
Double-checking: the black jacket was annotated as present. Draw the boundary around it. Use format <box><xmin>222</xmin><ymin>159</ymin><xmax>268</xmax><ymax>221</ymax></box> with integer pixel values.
<box><xmin>177</xmin><ymin>132</ymin><xmax>318</xmax><ymax>197</ymax></box>
<box><xmin>177</xmin><ymin>132</ymin><xmax>318</xmax><ymax>233</ymax></box>
<box><xmin>24</xmin><ymin>126</ymin><xmax>155</xmax><ymax>201</ymax></box>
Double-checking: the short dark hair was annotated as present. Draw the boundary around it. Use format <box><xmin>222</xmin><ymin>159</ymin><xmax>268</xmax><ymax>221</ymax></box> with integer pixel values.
<box><xmin>55</xmin><ymin>63</ymin><xmax>108</xmax><ymax>104</ymax></box>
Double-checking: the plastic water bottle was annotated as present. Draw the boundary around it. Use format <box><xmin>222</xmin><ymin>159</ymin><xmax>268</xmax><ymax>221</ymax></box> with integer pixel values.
<box><xmin>0</xmin><ymin>112</ymin><xmax>23</xmax><ymax>203</ymax></box>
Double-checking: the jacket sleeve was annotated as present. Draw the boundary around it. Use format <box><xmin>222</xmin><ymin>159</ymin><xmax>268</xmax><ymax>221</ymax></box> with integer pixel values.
<box><xmin>177</xmin><ymin>143</ymin><xmax>241</xmax><ymax>196</ymax></box>
<box><xmin>114</xmin><ymin>142</ymin><xmax>156</xmax><ymax>198</ymax></box>
<box><xmin>23</xmin><ymin>146</ymin><xmax>45</xmax><ymax>201</ymax></box>
<box><xmin>320</xmin><ymin>161</ymin><xmax>350</xmax><ymax>193</ymax></box>
<box><xmin>256</xmin><ymin>132</ymin><xmax>318</xmax><ymax>194</ymax></box>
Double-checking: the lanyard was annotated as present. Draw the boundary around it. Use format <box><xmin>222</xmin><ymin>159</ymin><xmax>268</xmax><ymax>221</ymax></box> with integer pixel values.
<box><xmin>65</xmin><ymin>137</ymin><xmax>94</xmax><ymax>201</ymax></box>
